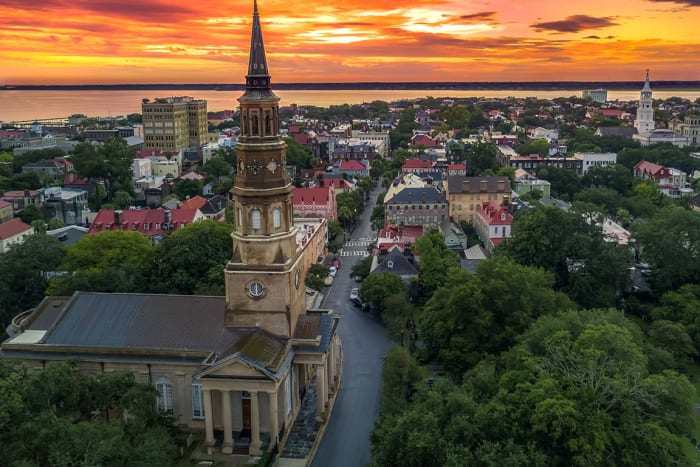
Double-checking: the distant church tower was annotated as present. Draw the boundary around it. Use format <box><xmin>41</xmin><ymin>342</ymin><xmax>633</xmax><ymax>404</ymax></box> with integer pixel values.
<box><xmin>224</xmin><ymin>0</ymin><xmax>307</xmax><ymax>337</ymax></box>
<box><xmin>634</xmin><ymin>70</ymin><xmax>655</xmax><ymax>134</ymax></box>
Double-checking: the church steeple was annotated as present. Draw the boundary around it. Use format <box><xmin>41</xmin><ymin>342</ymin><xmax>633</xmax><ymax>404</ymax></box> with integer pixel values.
<box><xmin>245</xmin><ymin>0</ymin><xmax>271</xmax><ymax>91</ymax></box>
<box><xmin>225</xmin><ymin>1</ymin><xmax>305</xmax><ymax>338</ymax></box>
<box><xmin>635</xmin><ymin>69</ymin><xmax>655</xmax><ymax>134</ymax></box>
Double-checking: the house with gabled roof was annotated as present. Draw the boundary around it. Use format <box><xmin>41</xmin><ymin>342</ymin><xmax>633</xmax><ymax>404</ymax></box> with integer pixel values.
<box><xmin>370</xmin><ymin>245</ymin><xmax>419</xmax><ymax>282</ymax></box>
<box><xmin>474</xmin><ymin>199</ymin><xmax>513</xmax><ymax>252</ymax></box>
<box><xmin>0</xmin><ymin>218</ymin><xmax>34</xmax><ymax>253</ymax></box>
<box><xmin>633</xmin><ymin>160</ymin><xmax>690</xmax><ymax>197</ymax></box>
<box><xmin>292</xmin><ymin>187</ymin><xmax>337</xmax><ymax>220</ymax></box>
<box><xmin>334</xmin><ymin>159</ymin><xmax>369</xmax><ymax>178</ymax></box>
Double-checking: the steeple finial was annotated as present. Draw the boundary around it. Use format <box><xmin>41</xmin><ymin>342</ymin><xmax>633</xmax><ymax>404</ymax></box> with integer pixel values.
<box><xmin>246</xmin><ymin>0</ymin><xmax>271</xmax><ymax>89</ymax></box>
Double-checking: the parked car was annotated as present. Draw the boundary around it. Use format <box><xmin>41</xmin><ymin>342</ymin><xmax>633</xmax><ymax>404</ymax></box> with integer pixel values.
<box><xmin>329</xmin><ymin>266</ymin><xmax>337</xmax><ymax>277</ymax></box>
<box><xmin>350</xmin><ymin>288</ymin><xmax>359</xmax><ymax>300</ymax></box>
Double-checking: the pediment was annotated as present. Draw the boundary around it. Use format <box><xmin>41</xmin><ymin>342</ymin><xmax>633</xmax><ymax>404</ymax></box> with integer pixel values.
<box><xmin>196</xmin><ymin>354</ymin><xmax>270</xmax><ymax>380</ymax></box>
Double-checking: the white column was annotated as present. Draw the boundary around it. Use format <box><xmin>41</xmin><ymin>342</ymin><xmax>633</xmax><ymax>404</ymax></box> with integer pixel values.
<box><xmin>315</xmin><ymin>363</ymin><xmax>327</xmax><ymax>421</ymax></box>
<box><xmin>222</xmin><ymin>390</ymin><xmax>233</xmax><ymax>454</ymax></box>
<box><xmin>250</xmin><ymin>391</ymin><xmax>262</xmax><ymax>455</ymax></box>
<box><xmin>203</xmin><ymin>389</ymin><xmax>215</xmax><ymax>446</ymax></box>
<box><xmin>268</xmin><ymin>391</ymin><xmax>279</xmax><ymax>450</ymax></box>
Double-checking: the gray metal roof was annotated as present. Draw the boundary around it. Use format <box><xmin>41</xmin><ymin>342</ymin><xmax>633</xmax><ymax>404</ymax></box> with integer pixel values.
<box><xmin>37</xmin><ymin>292</ymin><xmax>241</xmax><ymax>354</ymax></box>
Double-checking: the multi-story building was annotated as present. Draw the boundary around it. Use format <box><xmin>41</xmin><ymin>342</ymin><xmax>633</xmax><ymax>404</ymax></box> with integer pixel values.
<box><xmin>633</xmin><ymin>160</ymin><xmax>690</xmax><ymax>197</ymax></box>
<box><xmin>43</xmin><ymin>187</ymin><xmax>88</xmax><ymax>225</ymax></box>
<box><xmin>573</xmin><ymin>152</ymin><xmax>617</xmax><ymax>176</ymax></box>
<box><xmin>513</xmin><ymin>169</ymin><xmax>551</xmax><ymax>198</ymax></box>
<box><xmin>474</xmin><ymin>200</ymin><xmax>513</xmax><ymax>252</ymax></box>
<box><xmin>351</xmin><ymin>130</ymin><xmax>390</xmax><ymax>157</ymax></box>
<box><xmin>672</xmin><ymin>113</ymin><xmax>700</xmax><ymax>145</ymax></box>
<box><xmin>446</xmin><ymin>176</ymin><xmax>511</xmax><ymax>223</ymax></box>
<box><xmin>384</xmin><ymin>186</ymin><xmax>448</xmax><ymax>230</ymax></box>
<box><xmin>1</xmin><ymin>189</ymin><xmax>44</xmax><ymax>213</ymax></box>
<box><xmin>142</xmin><ymin>96</ymin><xmax>208</xmax><ymax>153</ymax></box>
<box><xmin>582</xmin><ymin>89</ymin><xmax>608</xmax><ymax>103</ymax></box>
<box><xmin>292</xmin><ymin>186</ymin><xmax>337</xmax><ymax>220</ymax></box>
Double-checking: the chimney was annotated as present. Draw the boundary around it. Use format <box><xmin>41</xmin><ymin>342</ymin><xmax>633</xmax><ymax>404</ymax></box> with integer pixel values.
<box><xmin>114</xmin><ymin>210</ymin><xmax>122</xmax><ymax>225</ymax></box>
<box><xmin>164</xmin><ymin>209</ymin><xmax>172</xmax><ymax>228</ymax></box>
<box><xmin>502</xmin><ymin>196</ymin><xmax>510</xmax><ymax>207</ymax></box>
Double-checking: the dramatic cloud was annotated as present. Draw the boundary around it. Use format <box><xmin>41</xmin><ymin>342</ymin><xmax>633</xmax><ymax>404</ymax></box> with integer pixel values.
<box><xmin>646</xmin><ymin>0</ymin><xmax>700</xmax><ymax>5</ymax></box>
<box><xmin>459</xmin><ymin>11</ymin><xmax>498</xmax><ymax>23</ymax></box>
<box><xmin>0</xmin><ymin>1</ymin><xmax>698</xmax><ymax>83</ymax></box>
<box><xmin>531</xmin><ymin>15</ymin><xmax>618</xmax><ymax>33</ymax></box>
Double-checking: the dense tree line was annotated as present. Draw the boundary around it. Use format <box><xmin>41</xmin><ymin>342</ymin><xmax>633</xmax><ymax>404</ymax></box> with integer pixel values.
<box><xmin>0</xmin><ymin>361</ymin><xmax>179</xmax><ymax>466</ymax></box>
<box><xmin>0</xmin><ymin>221</ymin><xmax>234</xmax><ymax>330</ymax></box>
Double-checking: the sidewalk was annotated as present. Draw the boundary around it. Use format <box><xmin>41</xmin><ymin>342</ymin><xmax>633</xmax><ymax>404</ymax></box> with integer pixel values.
<box><xmin>276</xmin><ymin>363</ymin><xmax>342</xmax><ymax>466</ymax></box>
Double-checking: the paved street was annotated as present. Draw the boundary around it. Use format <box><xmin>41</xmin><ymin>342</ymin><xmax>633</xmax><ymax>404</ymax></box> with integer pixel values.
<box><xmin>311</xmin><ymin>186</ymin><xmax>393</xmax><ymax>467</ymax></box>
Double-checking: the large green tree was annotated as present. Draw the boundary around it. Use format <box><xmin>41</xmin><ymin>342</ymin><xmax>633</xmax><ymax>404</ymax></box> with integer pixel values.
<box><xmin>414</xmin><ymin>230</ymin><xmax>460</xmax><ymax>301</ymax></box>
<box><xmin>499</xmin><ymin>205</ymin><xmax>630</xmax><ymax>308</ymax></box>
<box><xmin>150</xmin><ymin>220</ymin><xmax>233</xmax><ymax>295</ymax></box>
<box><xmin>0</xmin><ymin>361</ymin><xmax>179</xmax><ymax>466</ymax></box>
<box><xmin>70</xmin><ymin>138</ymin><xmax>135</xmax><ymax>202</ymax></box>
<box><xmin>48</xmin><ymin>231</ymin><xmax>153</xmax><ymax>295</ymax></box>
<box><xmin>372</xmin><ymin>309</ymin><xmax>696</xmax><ymax>467</ymax></box>
<box><xmin>0</xmin><ymin>234</ymin><xmax>65</xmax><ymax>328</ymax></box>
<box><xmin>632</xmin><ymin>206</ymin><xmax>700</xmax><ymax>294</ymax></box>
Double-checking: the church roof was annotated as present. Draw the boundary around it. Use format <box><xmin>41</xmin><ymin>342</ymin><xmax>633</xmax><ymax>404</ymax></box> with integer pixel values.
<box><xmin>642</xmin><ymin>69</ymin><xmax>652</xmax><ymax>93</ymax></box>
<box><xmin>7</xmin><ymin>292</ymin><xmax>242</xmax><ymax>356</ymax></box>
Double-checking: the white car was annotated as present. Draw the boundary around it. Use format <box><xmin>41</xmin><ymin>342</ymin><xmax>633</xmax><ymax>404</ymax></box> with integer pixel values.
<box><xmin>350</xmin><ymin>288</ymin><xmax>359</xmax><ymax>300</ymax></box>
<box><xmin>329</xmin><ymin>266</ymin><xmax>337</xmax><ymax>277</ymax></box>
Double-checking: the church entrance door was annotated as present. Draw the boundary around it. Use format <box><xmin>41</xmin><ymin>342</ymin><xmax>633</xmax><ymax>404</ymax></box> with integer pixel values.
<box><xmin>242</xmin><ymin>398</ymin><xmax>251</xmax><ymax>431</ymax></box>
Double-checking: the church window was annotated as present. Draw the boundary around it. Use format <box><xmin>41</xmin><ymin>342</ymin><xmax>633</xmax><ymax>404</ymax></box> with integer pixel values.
<box><xmin>156</xmin><ymin>377</ymin><xmax>173</xmax><ymax>413</ymax></box>
<box><xmin>191</xmin><ymin>380</ymin><xmax>205</xmax><ymax>419</ymax></box>
<box><xmin>251</xmin><ymin>209</ymin><xmax>261</xmax><ymax>229</ymax></box>
<box><xmin>273</xmin><ymin>208</ymin><xmax>281</xmax><ymax>228</ymax></box>
<box><xmin>238</xmin><ymin>208</ymin><xmax>242</xmax><ymax>226</ymax></box>
<box><xmin>252</xmin><ymin>115</ymin><xmax>259</xmax><ymax>136</ymax></box>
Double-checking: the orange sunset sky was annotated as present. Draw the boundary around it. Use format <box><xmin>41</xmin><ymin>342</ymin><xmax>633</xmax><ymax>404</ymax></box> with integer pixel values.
<box><xmin>1</xmin><ymin>0</ymin><xmax>700</xmax><ymax>85</ymax></box>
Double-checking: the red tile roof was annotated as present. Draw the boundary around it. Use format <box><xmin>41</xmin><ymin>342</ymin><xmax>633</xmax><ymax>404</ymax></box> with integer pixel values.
<box><xmin>292</xmin><ymin>187</ymin><xmax>331</xmax><ymax>204</ymax></box>
<box><xmin>180</xmin><ymin>195</ymin><xmax>208</xmax><ymax>210</ymax></box>
<box><xmin>476</xmin><ymin>201</ymin><xmax>513</xmax><ymax>226</ymax></box>
<box><xmin>634</xmin><ymin>160</ymin><xmax>667</xmax><ymax>178</ymax></box>
<box><xmin>293</xmin><ymin>133</ymin><xmax>309</xmax><ymax>145</ymax></box>
<box><xmin>0</xmin><ymin>218</ymin><xmax>33</xmax><ymax>240</ymax></box>
<box><xmin>136</xmin><ymin>149</ymin><xmax>169</xmax><ymax>159</ymax></box>
<box><xmin>178</xmin><ymin>171</ymin><xmax>205</xmax><ymax>181</ymax></box>
<box><xmin>402</xmin><ymin>159</ymin><xmax>434</xmax><ymax>170</ymax></box>
<box><xmin>448</xmin><ymin>163</ymin><xmax>467</xmax><ymax>170</ymax></box>
<box><xmin>339</xmin><ymin>160</ymin><xmax>366</xmax><ymax>171</ymax></box>
<box><xmin>1</xmin><ymin>190</ymin><xmax>42</xmax><ymax>197</ymax></box>
<box><xmin>0</xmin><ymin>200</ymin><xmax>11</xmax><ymax>210</ymax></box>
<box><xmin>89</xmin><ymin>208</ymin><xmax>200</xmax><ymax>236</ymax></box>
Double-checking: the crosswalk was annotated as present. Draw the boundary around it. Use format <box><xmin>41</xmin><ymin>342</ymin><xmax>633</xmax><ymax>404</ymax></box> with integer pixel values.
<box><xmin>339</xmin><ymin>250</ymin><xmax>371</xmax><ymax>257</ymax></box>
<box><xmin>343</xmin><ymin>241</ymin><xmax>374</xmax><ymax>247</ymax></box>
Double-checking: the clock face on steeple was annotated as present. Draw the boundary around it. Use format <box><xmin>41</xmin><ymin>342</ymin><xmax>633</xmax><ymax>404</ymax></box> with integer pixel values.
<box><xmin>248</xmin><ymin>281</ymin><xmax>264</xmax><ymax>298</ymax></box>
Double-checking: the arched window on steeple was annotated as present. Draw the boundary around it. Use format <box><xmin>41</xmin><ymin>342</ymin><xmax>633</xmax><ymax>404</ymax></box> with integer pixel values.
<box><xmin>273</xmin><ymin>208</ymin><xmax>281</xmax><ymax>229</ymax></box>
<box><xmin>252</xmin><ymin>114</ymin><xmax>259</xmax><ymax>136</ymax></box>
<box><xmin>251</xmin><ymin>209</ymin><xmax>261</xmax><ymax>230</ymax></box>
<box><xmin>265</xmin><ymin>113</ymin><xmax>271</xmax><ymax>135</ymax></box>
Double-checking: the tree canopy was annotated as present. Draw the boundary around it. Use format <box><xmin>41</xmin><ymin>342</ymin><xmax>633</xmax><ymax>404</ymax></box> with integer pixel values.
<box><xmin>0</xmin><ymin>361</ymin><xmax>179</xmax><ymax>466</ymax></box>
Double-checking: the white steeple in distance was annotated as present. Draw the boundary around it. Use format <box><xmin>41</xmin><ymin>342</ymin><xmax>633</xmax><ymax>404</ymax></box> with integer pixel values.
<box><xmin>635</xmin><ymin>69</ymin><xmax>655</xmax><ymax>134</ymax></box>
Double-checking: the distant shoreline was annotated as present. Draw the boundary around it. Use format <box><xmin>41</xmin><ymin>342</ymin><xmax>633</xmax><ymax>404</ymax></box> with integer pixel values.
<box><xmin>2</xmin><ymin>81</ymin><xmax>700</xmax><ymax>92</ymax></box>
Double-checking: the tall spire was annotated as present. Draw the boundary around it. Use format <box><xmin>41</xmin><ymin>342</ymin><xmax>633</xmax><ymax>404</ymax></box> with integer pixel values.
<box><xmin>246</xmin><ymin>0</ymin><xmax>271</xmax><ymax>90</ymax></box>
<box><xmin>642</xmin><ymin>69</ymin><xmax>651</xmax><ymax>93</ymax></box>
